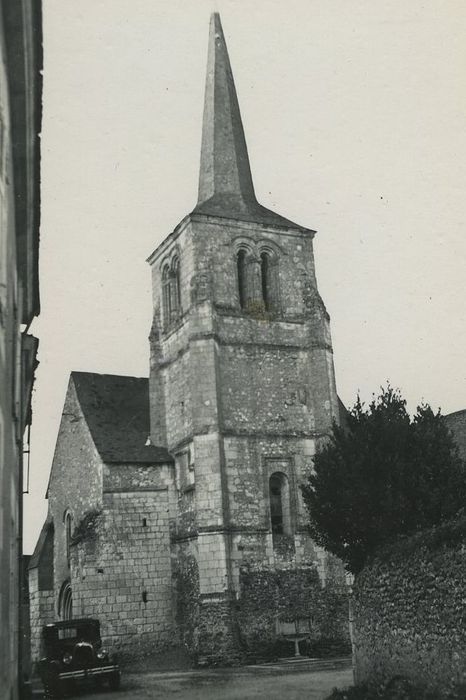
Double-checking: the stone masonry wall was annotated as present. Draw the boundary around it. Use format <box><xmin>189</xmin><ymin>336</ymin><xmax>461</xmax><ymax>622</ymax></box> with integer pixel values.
<box><xmin>28</xmin><ymin>524</ymin><xmax>54</xmax><ymax>663</ymax></box>
<box><xmin>148</xmin><ymin>213</ymin><xmax>343</xmax><ymax>663</ymax></box>
<box><xmin>237</xmin><ymin>564</ymin><xmax>349</xmax><ymax>658</ymax></box>
<box><xmin>28</xmin><ymin>568</ymin><xmax>54</xmax><ymax>663</ymax></box>
<box><xmin>47</xmin><ymin>377</ymin><xmax>103</xmax><ymax>613</ymax></box>
<box><xmin>353</xmin><ymin>516</ymin><xmax>466</xmax><ymax>696</ymax></box>
<box><xmin>71</xmin><ymin>488</ymin><xmax>177</xmax><ymax>663</ymax></box>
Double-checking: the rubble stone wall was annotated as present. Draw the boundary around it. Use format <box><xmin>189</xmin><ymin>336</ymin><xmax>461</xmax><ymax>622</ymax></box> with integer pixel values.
<box><xmin>353</xmin><ymin>517</ymin><xmax>466</xmax><ymax>695</ymax></box>
<box><xmin>28</xmin><ymin>569</ymin><xmax>55</xmax><ymax>663</ymax></box>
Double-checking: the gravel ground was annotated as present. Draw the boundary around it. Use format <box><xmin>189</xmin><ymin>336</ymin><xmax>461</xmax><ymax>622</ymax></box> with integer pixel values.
<box><xmin>48</xmin><ymin>663</ymin><xmax>353</xmax><ymax>700</ymax></box>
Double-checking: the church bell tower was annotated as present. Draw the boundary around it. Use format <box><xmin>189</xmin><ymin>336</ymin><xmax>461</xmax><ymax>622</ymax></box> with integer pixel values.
<box><xmin>147</xmin><ymin>13</ymin><xmax>345</xmax><ymax>661</ymax></box>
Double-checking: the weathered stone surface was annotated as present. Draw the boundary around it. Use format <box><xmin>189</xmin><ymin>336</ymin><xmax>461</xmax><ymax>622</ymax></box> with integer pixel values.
<box><xmin>353</xmin><ymin>517</ymin><xmax>466</xmax><ymax>696</ymax></box>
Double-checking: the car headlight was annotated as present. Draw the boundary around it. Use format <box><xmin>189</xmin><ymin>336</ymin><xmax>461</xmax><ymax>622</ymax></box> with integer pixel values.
<box><xmin>96</xmin><ymin>649</ymin><xmax>108</xmax><ymax>660</ymax></box>
<box><xmin>63</xmin><ymin>652</ymin><xmax>72</xmax><ymax>665</ymax></box>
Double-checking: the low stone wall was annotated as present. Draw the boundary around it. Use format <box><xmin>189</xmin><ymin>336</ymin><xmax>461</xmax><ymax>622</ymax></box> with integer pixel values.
<box><xmin>353</xmin><ymin>515</ymin><xmax>466</xmax><ymax>696</ymax></box>
<box><xmin>174</xmin><ymin>550</ymin><xmax>350</xmax><ymax>664</ymax></box>
<box><xmin>237</xmin><ymin>564</ymin><xmax>350</xmax><ymax>659</ymax></box>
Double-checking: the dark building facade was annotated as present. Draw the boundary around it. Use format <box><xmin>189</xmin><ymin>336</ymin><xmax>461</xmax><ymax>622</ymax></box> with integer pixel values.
<box><xmin>0</xmin><ymin>1</ymin><xmax>42</xmax><ymax>697</ymax></box>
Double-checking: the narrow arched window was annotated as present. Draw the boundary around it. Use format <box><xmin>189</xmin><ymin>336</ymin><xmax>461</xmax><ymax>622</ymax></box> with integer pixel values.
<box><xmin>171</xmin><ymin>256</ymin><xmax>181</xmax><ymax>316</ymax></box>
<box><xmin>162</xmin><ymin>265</ymin><xmax>171</xmax><ymax>326</ymax></box>
<box><xmin>261</xmin><ymin>252</ymin><xmax>271</xmax><ymax>310</ymax></box>
<box><xmin>269</xmin><ymin>472</ymin><xmax>291</xmax><ymax>537</ymax></box>
<box><xmin>237</xmin><ymin>249</ymin><xmax>248</xmax><ymax>309</ymax></box>
<box><xmin>65</xmin><ymin>512</ymin><xmax>72</xmax><ymax>567</ymax></box>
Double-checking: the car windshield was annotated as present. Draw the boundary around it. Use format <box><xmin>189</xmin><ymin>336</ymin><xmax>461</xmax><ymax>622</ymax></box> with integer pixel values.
<box><xmin>50</xmin><ymin>621</ymin><xmax>99</xmax><ymax>644</ymax></box>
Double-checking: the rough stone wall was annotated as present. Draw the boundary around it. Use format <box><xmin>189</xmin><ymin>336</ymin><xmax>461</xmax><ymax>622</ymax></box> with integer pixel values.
<box><xmin>71</xmin><ymin>486</ymin><xmax>177</xmax><ymax>662</ymax></box>
<box><xmin>28</xmin><ymin>524</ymin><xmax>55</xmax><ymax>663</ymax></box>
<box><xmin>353</xmin><ymin>518</ymin><xmax>466</xmax><ymax>695</ymax></box>
<box><xmin>47</xmin><ymin>377</ymin><xmax>104</xmax><ymax>612</ymax></box>
<box><xmin>173</xmin><ymin>540</ymin><xmax>241</xmax><ymax>664</ymax></box>
<box><xmin>149</xmin><ymin>220</ymin><xmax>195</xmax><ymax>448</ymax></box>
<box><xmin>237</xmin><ymin>564</ymin><xmax>349</xmax><ymax>657</ymax></box>
<box><xmin>28</xmin><ymin>569</ymin><xmax>54</xmax><ymax>663</ymax></box>
<box><xmin>219</xmin><ymin>346</ymin><xmax>315</xmax><ymax>435</ymax></box>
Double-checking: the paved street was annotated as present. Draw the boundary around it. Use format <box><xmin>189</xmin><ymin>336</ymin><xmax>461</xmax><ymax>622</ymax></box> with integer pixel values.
<box><xmin>37</xmin><ymin>659</ymin><xmax>353</xmax><ymax>700</ymax></box>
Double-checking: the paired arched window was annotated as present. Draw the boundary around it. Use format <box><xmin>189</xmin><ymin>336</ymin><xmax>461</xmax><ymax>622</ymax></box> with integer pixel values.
<box><xmin>237</xmin><ymin>249</ymin><xmax>248</xmax><ymax>309</ymax></box>
<box><xmin>261</xmin><ymin>252</ymin><xmax>272</xmax><ymax>311</ymax></box>
<box><xmin>269</xmin><ymin>472</ymin><xmax>291</xmax><ymax>537</ymax></box>
<box><xmin>236</xmin><ymin>247</ymin><xmax>278</xmax><ymax>312</ymax></box>
<box><xmin>162</xmin><ymin>256</ymin><xmax>181</xmax><ymax>327</ymax></box>
<box><xmin>172</xmin><ymin>256</ymin><xmax>181</xmax><ymax>312</ymax></box>
<box><xmin>162</xmin><ymin>265</ymin><xmax>171</xmax><ymax>324</ymax></box>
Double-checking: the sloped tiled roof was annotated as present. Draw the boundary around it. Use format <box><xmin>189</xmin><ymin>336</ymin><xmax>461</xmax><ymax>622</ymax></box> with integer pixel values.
<box><xmin>71</xmin><ymin>372</ymin><xmax>172</xmax><ymax>464</ymax></box>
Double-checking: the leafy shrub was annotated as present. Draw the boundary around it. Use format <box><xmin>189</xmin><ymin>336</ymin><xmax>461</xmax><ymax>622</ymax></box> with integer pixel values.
<box><xmin>306</xmin><ymin>636</ymin><xmax>352</xmax><ymax>659</ymax></box>
<box><xmin>302</xmin><ymin>386</ymin><xmax>466</xmax><ymax>574</ymax></box>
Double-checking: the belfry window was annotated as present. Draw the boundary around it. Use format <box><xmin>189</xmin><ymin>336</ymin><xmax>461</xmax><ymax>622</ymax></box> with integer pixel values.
<box><xmin>269</xmin><ymin>472</ymin><xmax>291</xmax><ymax>536</ymax></box>
<box><xmin>261</xmin><ymin>252</ymin><xmax>271</xmax><ymax>310</ymax></box>
<box><xmin>162</xmin><ymin>265</ymin><xmax>171</xmax><ymax>326</ymax></box>
<box><xmin>171</xmin><ymin>256</ymin><xmax>181</xmax><ymax>315</ymax></box>
<box><xmin>237</xmin><ymin>249</ymin><xmax>248</xmax><ymax>309</ymax></box>
<box><xmin>162</xmin><ymin>257</ymin><xmax>181</xmax><ymax>328</ymax></box>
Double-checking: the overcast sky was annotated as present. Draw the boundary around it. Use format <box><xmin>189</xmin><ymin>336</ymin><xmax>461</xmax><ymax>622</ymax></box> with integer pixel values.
<box><xmin>24</xmin><ymin>0</ymin><xmax>466</xmax><ymax>553</ymax></box>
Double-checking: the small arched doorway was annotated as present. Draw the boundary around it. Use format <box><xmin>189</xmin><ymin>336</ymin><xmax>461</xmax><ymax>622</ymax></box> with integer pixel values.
<box><xmin>59</xmin><ymin>580</ymin><xmax>73</xmax><ymax>620</ymax></box>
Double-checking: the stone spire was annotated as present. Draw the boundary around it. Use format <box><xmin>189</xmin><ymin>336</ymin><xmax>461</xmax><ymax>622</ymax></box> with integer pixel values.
<box><xmin>196</xmin><ymin>12</ymin><xmax>255</xmax><ymax>208</ymax></box>
<box><xmin>193</xmin><ymin>13</ymin><xmax>308</xmax><ymax>231</ymax></box>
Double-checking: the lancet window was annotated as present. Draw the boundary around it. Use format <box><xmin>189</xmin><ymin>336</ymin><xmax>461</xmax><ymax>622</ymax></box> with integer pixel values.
<box><xmin>269</xmin><ymin>472</ymin><xmax>291</xmax><ymax>537</ymax></box>
<box><xmin>64</xmin><ymin>511</ymin><xmax>72</xmax><ymax>567</ymax></box>
<box><xmin>162</xmin><ymin>254</ymin><xmax>181</xmax><ymax>328</ymax></box>
<box><xmin>237</xmin><ymin>249</ymin><xmax>248</xmax><ymax>309</ymax></box>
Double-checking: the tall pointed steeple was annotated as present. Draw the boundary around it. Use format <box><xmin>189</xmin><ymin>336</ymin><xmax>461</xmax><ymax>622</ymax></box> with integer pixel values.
<box><xmin>197</xmin><ymin>12</ymin><xmax>255</xmax><ymax>207</ymax></box>
<box><xmin>193</xmin><ymin>13</ymin><xmax>307</xmax><ymax>231</ymax></box>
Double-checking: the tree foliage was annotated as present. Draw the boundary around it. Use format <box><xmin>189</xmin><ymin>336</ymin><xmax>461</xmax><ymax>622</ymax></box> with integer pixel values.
<box><xmin>302</xmin><ymin>386</ymin><xmax>466</xmax><ymax>574</ymax></box>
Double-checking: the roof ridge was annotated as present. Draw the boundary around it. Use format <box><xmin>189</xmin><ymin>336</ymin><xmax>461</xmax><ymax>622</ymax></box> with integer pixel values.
<box><xmin>71</xmin><ymin>371</ymin><xmax>149</xmax><ymax>381</ymax></box>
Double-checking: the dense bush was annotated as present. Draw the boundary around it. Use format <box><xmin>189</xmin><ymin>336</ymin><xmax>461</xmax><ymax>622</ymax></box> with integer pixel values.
<box><xmin>307</xmin><ymin>636</ymin><xmax>352</xmax><ymax>659</ymax></box>
<box><xmin>302</xmin><ymin>386</ymin><xmax>466</xmax><ymax>574</ymax></box>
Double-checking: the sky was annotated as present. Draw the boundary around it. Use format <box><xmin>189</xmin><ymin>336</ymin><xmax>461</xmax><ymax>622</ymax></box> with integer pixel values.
<box><xmin>24</xmin><ymin>0</ymin><xmax>466</xmax><ymax>553</ymax></box>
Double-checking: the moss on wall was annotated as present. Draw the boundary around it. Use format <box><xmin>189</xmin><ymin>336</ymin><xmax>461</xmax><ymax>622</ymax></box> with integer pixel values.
<box><xmin>353</xmin><ymin>513</ymin><xmax>466</xmax><ymax>696</ymax></box>
<box><xmin>237</xmin><ymin>565</ymin><xmax>350</xmax><ymax>659</ymax></box>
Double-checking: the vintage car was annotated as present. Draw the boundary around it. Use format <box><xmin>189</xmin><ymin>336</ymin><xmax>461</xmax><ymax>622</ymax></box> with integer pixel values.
<box><xmin>38</xmin><ymin>618</ymin><xmax>120</xmax><ymax>697</ymax></box>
